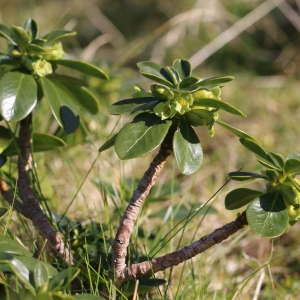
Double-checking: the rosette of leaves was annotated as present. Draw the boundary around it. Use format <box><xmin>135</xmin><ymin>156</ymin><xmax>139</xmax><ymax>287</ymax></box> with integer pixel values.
<box><xmin>0</xmin><ymin>19</ymin><xmax>108</xmax><ymax>159</ymax></box>
<box><xmin>225</xmin><ymin>138</ymin><xmax>300</xmax><ymax>238</ymax></box>
<box><xmin>99</xmin><ymin>59</ymin><xmax>246</xmax><ymax>175</ymax></box>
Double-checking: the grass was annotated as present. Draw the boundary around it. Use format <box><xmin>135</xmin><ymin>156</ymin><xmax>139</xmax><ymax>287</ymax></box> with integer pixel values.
<box><xmin>1</xmin><ymin>0</ymin><xmax>300</xmax><ymax>299</ymax></box>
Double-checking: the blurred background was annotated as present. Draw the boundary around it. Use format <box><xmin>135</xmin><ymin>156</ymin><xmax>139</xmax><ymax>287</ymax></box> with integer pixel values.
<box><xmin>1</xmin><ymin>0</ymin><xmax>300</xmax><ymax>298</ymax></box>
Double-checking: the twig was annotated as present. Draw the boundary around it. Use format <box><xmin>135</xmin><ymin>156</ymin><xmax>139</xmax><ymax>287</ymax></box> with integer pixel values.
<box><xmin>110</xmin><ymin>123</ymin><xmax>178</xmax><ymax>287</ymax></box>
<box><xmin>120</xmin><ymin>212</ymin><xmax>248</xmax><ymax>281</ymax></box>
<box><xmin>17</xmin><ymin>115</ymin><xmax>73</xmax><ymax>264</ymax></box>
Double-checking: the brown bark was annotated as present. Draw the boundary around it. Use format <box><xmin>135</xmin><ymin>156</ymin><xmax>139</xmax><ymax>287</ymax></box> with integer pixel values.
<box><xmin>120</xmin><ymin>212</ymin><xmax>248</xmax><ymax>281</ymax></box>
<box><xmin>17</xmin><ymin>115</ymin><xmax>73</xmax><ymax>264</ymax></box>
<box><xmin>111</xmin><ymin>123</ymin><xmax>178</xmax><ymax>287</ymax></box>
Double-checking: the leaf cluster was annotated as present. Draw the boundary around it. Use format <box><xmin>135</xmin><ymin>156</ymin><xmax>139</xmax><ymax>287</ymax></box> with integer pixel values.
<box><xmin>225</xmin><ymin>138</ymin><xmax>300</xmax><ymax>238</ymax></box>
<box><xmin>0</xmin><ymin>19</ymin><xmax>108</xmax><ymax>166</ymax></box>
<box><xmin>100</xmin><ymin>59</ymin><xmax>246</xmax><ymax>174</ymax></box>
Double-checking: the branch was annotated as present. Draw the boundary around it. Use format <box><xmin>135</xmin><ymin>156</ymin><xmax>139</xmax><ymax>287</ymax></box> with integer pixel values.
<box><xmin>17</xmin><ymin>115</ymin><xmax>73</xmax><ymax>264</ymax></box>
<box><xmin>111</xmin><ymin>123</ymin><xmax>178</xmax><ymax>286</ymax></box>
<box><xmin>121</xmin><ymin>211</ymin><xmax>248</xmax><ymax>281</ymax></box>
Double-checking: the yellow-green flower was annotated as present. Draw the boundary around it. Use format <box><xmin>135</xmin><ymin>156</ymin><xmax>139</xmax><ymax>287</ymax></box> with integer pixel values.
<box><xmin>154</xmin><ymin>101</ymin><xmax>177</xmax><ymax>120</ymax></box>
<box><xmin>41</xmin><ymin>41</ymin><xmax>65</xmax><ymax>60</ymax></box>
<box><xmin>23</xmin><ymin>56</ymin><xmax>53</xmax><ymax>77</ymax></box>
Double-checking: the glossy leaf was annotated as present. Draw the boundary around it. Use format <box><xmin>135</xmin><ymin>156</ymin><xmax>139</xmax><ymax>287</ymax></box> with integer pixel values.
<box><xmin>172</xmin><ymin>59</ymin><xmax>191</xmax><ymax>79</ymax></box>
<box><xmin>239</xmin><ymin>138</ymin><xmax>270</xmax><ymax>160</ymax></box>
<box><xmin>22</xmin><ymin>19</ymin><xmax>38</xmax><ymax>39</ymax></box>
<box><xmin>215</xmin><ymin>120</ymin><xmax>259</xmax><ymax>142</ymax></box>
<box><xmin>33</xmin><ymin>262</ymin><xmax>49</xmax><ymax>289</ymax></box>
<box><xmin>191</xmin><ymin>76</ymin><xmax>234</xmax><ymax>87</ymax></box>
<box><xmin>0</xmin><ymin>235</ymin><xmax>32</xmax><ymax>257</ymax></box>
<box><xmin>246</xmin><ymin>192</ymin><xmax>289</xmax><ymax>238</ymax></box>
<box><xmin>166</xmin><ymin>67</ymin><xmax>180</xmax><ymax>86</ymax></box>
<box><xmin>225</xmin><ymin>188</ymin><xmax>264</xmax><ymax>210</ymax></box>
<box><xmin>284</xmin><ymin>158</ymin><xmax>300</xmax><ymax>175</ymax></box>
<box><xmin>138</xmin><ymin>61</ymin><xmax>174</xmax><ymax>88</ymax></box>
<box><xmin>40</xmin><ymin>77</ymin><xmax>79</xmax><ymax>133</ymax></box>
<box><xmin>173</xmin><ymin>118</ymin><xmax>202</xmax><ymax>174</ymax></box>
<box><xmin>125</xmin><ymin>278</ymin><xmax>167</xmax><ymax>297</ymax></box>
<box><xmin>265</xmin><ymin>169</ymin><xmax>279</xmax><ymax>184</ymax></box>
<box><xmin>108</xmin><ymin>97</ymin><xmax>158</xmax><ymax>115</ymax></box>
<box><xmin>228</xmin><ymin>171</ymin><xmax>268</xmax><ymax>181</ymax></box>
<box><xmin>193</xmin><ymin>98</ymin><xmax>246</xmax><ymax>117</ymax></box>
<box><xmin>43</xmin><ymin>29</ymin><xmax>76</xmax><ymax>43</ymax></box>
<box><xmin>179</xmin><ymin>76</ymin><xmax>200</xmax><ymax>88</ymax></box>
<box><xmin>0</xmin><ymin>72</ymin><xmax>37</xmax><ymax>122</ymax></box>
<box><xmin>10</xmin><ymin>26</ymin><xmax>31</xmax><ymax>47</ymax></box>
<box><xmin>114</xmin><ymin>113</ymin><xmax>172</xmax><ymax>159</ymax></box>
<box><xmin>16</xmin><ymin>256</ymin><xmax>58</xmax><ymax>277</ymax></box>
<box><xmin>25</xmin><ymin>43</ymin><xmax>47</xmax><ymax>53</ymax></box>
<box><xmin>0</xmin><ymin>24</ymin><xmax>14</xmax><ymax>43</ymax></box>
<box><xmin>52</xmin><ymin>59</ymin><xmax>108</xmax><ymax>80</ymax></box>
<box><xmin>98</xmin><ymin>134</ymin><xmax>118</xmax><ymax>153</ymax></box>
<box><xmin>1</xmin><ymin>132</ymin><xmax>66</xmax><ymax>156</ymax></box>
<box><xmin>9</xmin><ymin>258</ymin><xmax>36</xmax><ymax>295</ymax></box>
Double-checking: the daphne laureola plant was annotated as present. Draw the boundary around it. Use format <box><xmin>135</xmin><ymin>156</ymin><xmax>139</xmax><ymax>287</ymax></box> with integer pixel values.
<box><xmin>0</xmin><ymin>18</ymin><xmax>299</xmax><ymax>299</ymax></box>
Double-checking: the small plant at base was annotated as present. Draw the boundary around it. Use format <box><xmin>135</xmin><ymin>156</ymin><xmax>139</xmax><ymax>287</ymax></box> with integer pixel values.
<box><xmin>225</xmin><ymin>137</ymin><xmax>300</xmax><ymax>238</ymax></box>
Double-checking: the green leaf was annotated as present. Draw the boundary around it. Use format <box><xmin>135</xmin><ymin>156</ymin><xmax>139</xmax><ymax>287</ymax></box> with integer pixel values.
<box><xmin>255</xmin><ymin>156</ymin><xmax>282</xmax><ymax>171</ymax></box>
<box><xmin>246</xmin><ymin>192</ymin><xmax>289</xmax><ymax>238</ymax></box>
<box><xmin>25</xmin><ymin>43</ymin><xmax>48</xmax><ymax>53</ymax></box>
<box><xmin>15</xmin><ymin>256</ymin><xmax>58</xmax><ymax>277</ymax></box>
<box><xmin>179</xmin><ymin>76</ymin><xmax>200</xmax><ymax>88</ymax></box>
<box><xmin>287</xmin><ymin>176</ymin><xmax>300</xmax><ymax>193</ymax></box>
<box><xmin>215</xmin><ymin>120</ymin><xmax>259</xmax><ymax>142</ymax></box>
<box><xmin>284</xmin><ymin>158</ymin><xmax>300</xmax><ymax>176</ymax></box>
<box><xmin>108</xmin><ymin>97</ymin><xmax>158</xmax><ymax>115</ymax></box>
<box><xmin>40</xmin><ymin>77</ymin><xmax>79</xmax><ymax>133</ymax></box>
<box><xmin>0</xmin><ymin>24</ymin><xmax>14</xmax><ymax>43</ymax></box>
<box><xmin>47</xmin><ymin>73</ymin><xmax>89</xmax><ymax>87</ymax></box>
<box><xmin>239</xmin><ymin>138</ymin><xmax>270</xmax><ymax>160</ymax></box>
<box><xmin>114</xmin><ymin>113</ymin><xmax>172</xmax><ymax>159</ymax></box>
<box><xmin>192</xmin><ymin>98</ymin><xmax>246</xmax><ymax>117</ymax></box>
<box><xmin>10</xmin><ymin>26</ymin><xmax>31</xmax><ymax>47</ymax></box>
<box><xmin>9</xmin><ymin>258</ymin><xmax>36</xmax><ymax>295</ymax></box>
<box><xmin>269</xmin><ymin>152</ymin><xmax>285</xmax><ymax>169</ymax></box>
<box><xmin>191</xmin><ymin>76</ymin><xmax>234</xmax><ymax>87</ymax></box>
<box><xmin>98</xmin><ymin>134</ymin><xmax>118</xmax><ymax>153</ymax></box>
<box><xmin>173</xmin><ymin>118</ymin><xmax>203</xmax><ymax>175</ymax></box>
<box><xmin>0</xmin><ymin>235</ymin><xmax>33</xmax><ymax>257</ymax></box>
<box><xmin>1</xmin><ymin>132</ymin><xmax>66</xmax><ymax>156</ymax></box>
<box><xmin>0</xmin><ymin>155</ymin><xmax>7</xmax><ymax>167</ymax></box>
<box><xmin>172</xmin><ymin>59</ymin><xmax>192</xmax><ymax>79</ymax></box>
<box><xmin>48</xmin><ymin>268</ymin><xmax>79</xmax><ymax>291</ymax></box>
<box><xmin>166</xmin><ymin>67</ymin><xmax>180</xmax><ymax>86</ymax></box>
<box><xmin>286</xmin><ymin>153</ymin><xmax>300</xmax><ymax>161</ymax></box>
<box><xmin>138</xmin><ymin>61</ymin><xmax>174</xmax><ymax>88</ymax></box>
<box><xmin>62</xmin><ymin>85</ymin><xmax>100</xmax><ymax>114</ymax></box>
<box><xmin>228</xmin><ymin>171</ymin><xmax>268</xmax><ymax>181</ymax></box>
<box><xmin>43</xmin><ymin>29</ymin><xmax>76</xmax><ymax>43</ymax></box>
<box><xmin>22</xmin><ymin>19</ymin><xmax>38</xmax><ymax>40</ymax></box>
<box><xmin>33</xmin><ymin>262</ymin><xmax>49</xmax><ymax>289</ymax></box>
<box><xmin>0</xmin><ymin>72</ymin><xmax>37</xmax><ymax>122</ymax></box>
<box><xmin>225</xmin><ymin>188</ymin><xmax>264</xmax><ymax>210</ymax></box>
<box><xmin>51</xmin><ymin>59</ymin><xmax>108</xmax><ymax>80</ymax></box>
